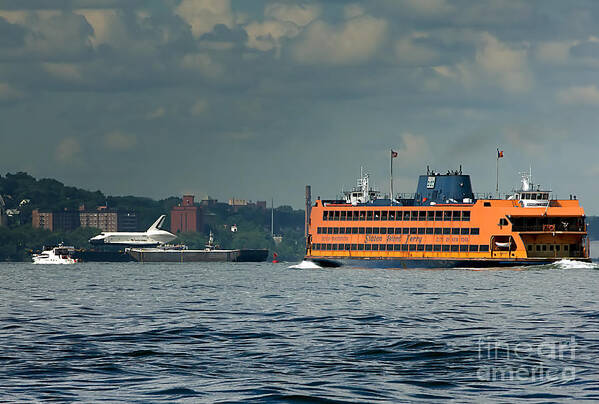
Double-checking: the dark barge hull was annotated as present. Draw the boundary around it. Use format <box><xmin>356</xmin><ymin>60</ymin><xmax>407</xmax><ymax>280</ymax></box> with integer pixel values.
<box><xmin>72</xmin><ymin>250</ymin><xmax>134</xmax><ymax>262</ymax></box>
<box><xmin>128</xmin><ymin>248</ymin><xmax>269</xmax><ymax>263</ymax></box>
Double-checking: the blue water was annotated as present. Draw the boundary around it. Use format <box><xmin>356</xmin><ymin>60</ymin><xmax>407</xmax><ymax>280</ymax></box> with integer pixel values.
<box><xmin>1</xmin><ymin>261</ymin><xmax>599</xmax><ymax>403</ymax></box>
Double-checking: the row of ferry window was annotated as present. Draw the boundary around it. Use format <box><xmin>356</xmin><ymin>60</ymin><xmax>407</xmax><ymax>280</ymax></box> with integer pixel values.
<box><xmin>317</xmin><ymin>227</ymin><xmax>480</xmax><ymax>235</ymax></box>
<box><xmin>323</xmin><ymin>210</ymin><xmax>470</xmax><ymax>221</ymax></box>
<box><xmin>312</xmin><ymin>243</ymin><xmax>490</xmax><ymax>252</ymax></box>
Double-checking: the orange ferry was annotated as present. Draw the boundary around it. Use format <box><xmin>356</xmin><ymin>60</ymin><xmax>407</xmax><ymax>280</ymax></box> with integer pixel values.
<box><xmin>304</xmin><ymin>168</ymin><xmax>590</xmax><ymax>268</ymax></box>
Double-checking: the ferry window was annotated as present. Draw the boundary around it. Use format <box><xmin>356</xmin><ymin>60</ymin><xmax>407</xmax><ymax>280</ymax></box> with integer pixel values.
<box><xmin>351</xmin><ymin>244</ymin><xmax>357</xmax><ymax>250</ymax></box>
<box><xmin>460</xmin><ymin>245</ymin><xmax>468</xmax><ymax>252</ymax></box>
<box><xmin>402</xmin><ymin>245</ymin><xmax>409</xmax><ymax>251</ymax></box>
<box><xmin>389</xmin><ymin>211</ymin><xmax>395</xmax><ymax>220</ymax></box>
<box><xmin>352</xmin><ymin>227</ymin><xmax>358</xmax><ymax>234</ymax></box>
<box><xmin>381</xmin><ymin>211</ymin><xmax>388</xmax><ymax>220</ymax></box>
<box><xmin>469</xmin><ymin>245</ymin><xmax>479</xmax><ymax>252</ymax></box>
<box><xmin>543</xmin><ymin>193</ymin><xmax>549</xmax><ymax>199</ymax></box>
<box><xmin>394</xmin><ymin>245</ymin><xmax>401</xmax><ymax>251</ymax></box>
<box><xmin>332</xmin><ymin>244</ymin><xmax>339</xmax><ymax>250</ymax></box>
<box><xmin>374</xmin><ymin>211</ymin><xmax>380</xmax><ymax>221</ymax></box>
<box><xmin>366</xmin><ymin>227</ymin><xmax>373</xmax><ymax>234</ymax></box>
<box><xmin>435</xmin><ymin>211</ymin><xmax>443</xmax><ymax>221</ymax></box>
<box><xmin>326</xmin><ymin>244</ymin><xmax>332</xmax><ymax>251</ymax></box>
<box><xmin>409</xmin><ymin>244</ymin><xmax>417</xmax><ymax>251</ymax></box>
<box><xmin>372</xmin><ymin>244</ymin><xmax>379</xmax><ymax>251</ymax></box>
<box><xmin>327</xmin><ymin>227</ymin><xmax>333</xmax><ymax>234</ymax></box>
<box><xmin>427</xmin><ymin>211</ymin><xmax>435</xmax><ymax>221</ymax></box>
<box><xmin>433</xmin><ymin>245</ymin><xmax>442</xmax><ymax>251</ymax></box>
<box><xmin>367</xmin><ymin>211</ymin><xmax>373</xmax><ymax>221</ymax></box>
<box><xmin>359</xmin><ymin>227</ymin><xmax>365</xmax><ymax>234</ymax></box>
<box><xmin>444</xmin><ymin>211</ymin><xmax>452</xmax><ymax>221</ymax></box>
<box><xmin>345</xmin><ymin>244</ymin><xmax>351</xmax><ymax>251</ymax></box>
<box><xmin>403</xmin><ymin>211</ymin><xmax>411</xmax><ymax>221</ymax></box>
<box><xmin>434</xmin><ymin>228</ymin><xmax>442</xmax><ymax>235</ymax></box>
<box><xmin>480</xmin><ymin>245</ymin><xmax>489</xmax><ymax>252</ymax></box>
<box><xmin>358</xmin><ymin>244</ymin><xmax>364</xmax><ymax>251</ymax></box>
<box><xmin>345</xmin><ymin>227</ymin><xmax>351</xmax><ymax>234</ymax></box>
<box><xmin>410</xmin><ymin>228</ymin><xmax>418</xmax><ymax>234</ymax></box>
<box><xmin>484</xmin><ymin>202</ymin><xmax>491</xmax><ymax>207</ymax></box>
<box><xmin>461</xmin><ymin>228</ymin><xmax>470</xmax><ymax>235</ymax></box>
<box><xmin>403</xmin><ymin>228</ymin><xmax>410</xmax><ymax>234</ymax></box>
<box><xmin>564</xmin><ymin>245</ymin><xmax>569</xmax><ymax>251</ymax></box>
<box><xmin>426</xmin><ymin>228</ymin><xmax>434</xmax><ymax>235</ymax></box>
<box><xmin>339</xmin><ymin>227</ymin><xmax>345</xmax><ymax>234</ymax></box>
<box><xmin>340</xmin><ymin>211</ymin><xmax>346</xmax><ymax>220</ymax></box>
<box><xmin>323</xmin><ymin>211</ymin><xmax>328</xmax><ymax>221</ymax></box>
<box><xmin>333</xmin><ymin>211</ymin><xmax>340</xmax><ymax>221</ymax></box>
<box><xmin>499</xmin><ymin>218</ymin><xmax>508</xmax><ymax>226</ymax></box>
<box><xmin>531</xmin><ymin>194</ymin><xmax>537</xmax><ymax>200</ymax></box>
<box><xmin>388</xmin><ymin>228</ymin><xmax>395</xmax><ymax>234</ymax></box>
<box><xmin>452</xmin><ymin>211</ymin><xmax>461</xmax><ymax>221</ymax></box>
<box><xmin>317</xmin><ymin>227</ymin><xmax>322</xmax><ymax>234</ymax></box>
<box><xmin>443</xmin><ymin>228</ymin><xmax>451</xmax><ymax>235</ymax></box>
<box><xmin>451</xmin><ymin>245</ymin><xmax>459</xmax><ymax>252</ymax></box>
<box><xmin>556</xmin><ymin>245</ymin><xmax>560</xmax><ymax>251</ymax></box>
<box><xmin>359</xmin><ymin>211</ymin><xmax>366</xmax><ymax>221</ymax></box>
<box><xmin>542</xmin><ymin>245</ymin><xmax>547</xmax><ymax>251</ymax></box>
<box><xmin>425</xmin><ymin>244</ymin><xmax>433</xmax><ymax>251</ymax></box>
<box><xmin>418</xmin><ymin>228</ymin><xmax>425</xmax><ymax>234</ymax></box>
<box><xmin>550</xmin><ymin>245</ymin><xmax>554</xmax><ymax>251</ymax></box>
<box><xmin>536</xmin><ymin>245</ymin><xmax>541</xmax><ymax>251</ymax></box>
<box><xmin>462</xmin><ymin>211</ymin><xmax>471</xmax><ymax>221</ymax></box>
<box><xmin>527</xmin><ymin>245</ymin><xmax>533</xmax><ymax>251</ymax></box>
<box><xmin>380</xmin><ymin>228</ymin><xmax>387</xmax><ymax>234</ymax></box>
<box><xmin>373</xmin><ymin>227</ymin><xmax>380</xmax><ymax>234</ymax></box>
<box><xmin>333</xmin><ymin>228</ymin><xmax>339</xmax><ymax>234</ymax></box>
<box><xmin>365</xmin><ymin>244</ymin><xmax>371</xmax><ymax>251</ymax></box>
<box><xmin>442</xmin><ymin>245</ymin><xmax>450</xmax><ymax>252</ymax></box>
<box><xmin>419</xmin><ymin>211</ymin><xmax>426</xmax><ymax>221</ymax></box>
<box><xmin>379</xmin><ymin>244</ymin><xmax>386</xmax><ymax>251</ymax></box>
<box><xmin>452</xmin><ymin>228</ymin><xmax>460</xmax><ymax>235</ymax></box>
<box><xmin>470</xmin><ymin>228</ymin><xmax>480</xmax><ymax>235</ymax></box>
<box><xmin>353</xmin><ymin>211</ymin><xmax>360</xmax><ymax>221</ymax></box>
<box><xmin>410</xmin><ymin>211</ymin><xmax>417</xmax><ymax>221</ymax></box>
<box><xmin>417</xmin><ymin>245</ymin><xmax>425</xmax><ymax>251</ymax></box>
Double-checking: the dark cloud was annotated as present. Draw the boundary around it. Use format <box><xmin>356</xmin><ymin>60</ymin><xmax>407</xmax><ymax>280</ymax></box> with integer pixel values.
<box><xmin>1</xmin><ymin>1</ymin><xmax>599</xmax><ymax>212</ymax></box>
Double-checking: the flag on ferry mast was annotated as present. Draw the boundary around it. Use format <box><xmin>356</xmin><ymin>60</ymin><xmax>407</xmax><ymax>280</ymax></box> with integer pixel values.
<box><xmin>391</xmin><ymin>150</ymin><xmax>398</xmax><ymax>158</ymax></box>
<box><xmin>497</xmin><ymin>149</ymin><xmax>504</xmax><ymax>158</ymax></box>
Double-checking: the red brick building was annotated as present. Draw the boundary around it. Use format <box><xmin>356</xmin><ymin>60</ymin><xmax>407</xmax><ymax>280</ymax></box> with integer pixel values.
<box><xmin>170</xmin><ymin>195</ymin><xmax>202</xmax><ymax>233</ymax></box>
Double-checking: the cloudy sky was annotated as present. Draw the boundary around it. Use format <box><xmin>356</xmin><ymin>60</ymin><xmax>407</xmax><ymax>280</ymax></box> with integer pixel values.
<box><xmin>1</xmin><ymin>0</ymin><xmax>599</xmax><ymax>212</ymax></box>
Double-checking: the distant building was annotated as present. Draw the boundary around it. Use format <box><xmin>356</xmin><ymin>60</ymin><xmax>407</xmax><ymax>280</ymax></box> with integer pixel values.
<box><xmin>200</xmin><ymin>197</ymin><xmax>218</xmax><ymax>206</ymax></box>
<box><xmin>32</xmin><ymin>209</ymin><xmax>80</xmax><ymax>232</ymax></box>
<box><xmin>79</xmin><ymin>207</ymin><xmax>137</xmax><ymax>232</ymax></box>
<box><xmin>32</xmin><ymin>207</ymin><xmax>137</xmax><ymax>232</ymax></box>
<box><xmin>171</xmin><ymin>195</ymin><xmax>202</xmax><ymax>233</ymax></box>
<box><xmin>228</xmin><ymin>199</ymin><xmax>248</xmax><ymax>206</ymax></box>
<box><xmin>255</xmin><ymin>201</ymin><xmax>267</xmax><ymax>210</ymax></box>
<box><xmin>0</xmin><ymin>195</ymin><xmax>6</xmax><ymax>226</ymax></box>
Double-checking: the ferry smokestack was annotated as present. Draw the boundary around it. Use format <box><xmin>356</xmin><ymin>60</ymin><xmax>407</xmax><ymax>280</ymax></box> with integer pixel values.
<box><xmin>305</xmin><ymin>185</ymin><xmax>311</xmax><ymax>239</ymax></box>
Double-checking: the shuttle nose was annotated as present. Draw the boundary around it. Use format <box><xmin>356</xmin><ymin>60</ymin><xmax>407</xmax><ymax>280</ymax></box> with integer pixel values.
<box><xmin>89</xmin><ymin>236</ymin><xmax>104</xmax><ymax>245</ymax></box>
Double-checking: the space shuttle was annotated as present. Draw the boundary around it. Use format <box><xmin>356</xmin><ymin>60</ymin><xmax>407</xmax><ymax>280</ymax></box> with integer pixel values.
<box><xmin>89</xmin><ymin>215</ymin><xmax>176</xmax><ymax>247</ymax></box>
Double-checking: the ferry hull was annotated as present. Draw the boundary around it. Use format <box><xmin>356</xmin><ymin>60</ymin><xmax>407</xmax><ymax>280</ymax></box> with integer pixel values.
<box><xmin>305</xmin><ymin>256</ymin><xmax>591</xmax><ymax>269</ymax></box>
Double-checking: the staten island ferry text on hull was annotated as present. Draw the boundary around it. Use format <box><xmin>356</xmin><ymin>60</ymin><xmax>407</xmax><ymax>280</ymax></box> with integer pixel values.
<box><xmin>304</xmin><ymin>168</ymin><xmax>590</xmax><ymax>268</ymax></box>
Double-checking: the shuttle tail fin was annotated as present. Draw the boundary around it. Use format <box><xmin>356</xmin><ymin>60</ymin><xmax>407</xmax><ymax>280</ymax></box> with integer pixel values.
<box><xmin>148</xmin><ymin>215</ymin><xmax>166</xmax><ymax>232</ymax></box>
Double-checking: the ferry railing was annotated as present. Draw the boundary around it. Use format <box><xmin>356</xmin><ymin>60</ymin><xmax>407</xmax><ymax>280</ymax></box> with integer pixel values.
<box><xmin>511</xmin><ymin>224</ymin><xmax>585</xmax><ymax>232</ymax></box>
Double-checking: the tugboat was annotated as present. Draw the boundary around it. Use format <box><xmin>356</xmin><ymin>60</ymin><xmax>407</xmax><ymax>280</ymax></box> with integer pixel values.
<box><xmin>32</xmin><ymin>244</ymin><xmax>78</xmax><ymax>265</ymax></box>
<box><xmin>304</xmin><ymin>166</ymin><xmax>590</xmax><ymax>268</ymax></box>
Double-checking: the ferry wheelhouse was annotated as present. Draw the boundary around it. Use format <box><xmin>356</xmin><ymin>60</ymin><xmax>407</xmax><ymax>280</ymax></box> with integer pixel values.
<box><xmin>305</xmin><ymin>168</ymin><xmax>589</xmax><ymax>268</ymax></box>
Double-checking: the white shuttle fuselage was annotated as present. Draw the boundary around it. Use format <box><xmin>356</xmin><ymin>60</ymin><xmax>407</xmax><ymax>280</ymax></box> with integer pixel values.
<box><xmin>89</xmin><ymin>215</ymin><xmax>176</xmax><ymax>247</ymax></box>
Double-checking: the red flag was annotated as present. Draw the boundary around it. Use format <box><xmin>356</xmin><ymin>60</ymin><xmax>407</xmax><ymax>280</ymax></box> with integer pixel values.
<box><xmin>391</xmin><ymin>150</ymin><xmax>398</xmax><ymax>158</ymax></box>
<box><xmin>497</xmin><ymin>149</ymin><xmax>504</xmax><ymax>158</ymax></box>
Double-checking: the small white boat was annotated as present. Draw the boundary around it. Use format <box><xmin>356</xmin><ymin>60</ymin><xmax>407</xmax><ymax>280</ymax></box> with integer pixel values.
<box><xmin>32</xmin><ymin>245</ymin><xmax>78</xmax><ymax>264</ymax></box>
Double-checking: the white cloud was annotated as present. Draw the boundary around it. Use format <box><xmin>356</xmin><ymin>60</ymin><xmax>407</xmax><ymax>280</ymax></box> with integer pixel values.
<box><xmin>0</xmin><ymin>82</ymin><xmax>24</xmax><ymax>101</ymax></box>
<box><xmin>291</xmin><ymin>15</ymin><xmax>387</xmax><ymax>65</ymax></box>
<box><xmin>190</xmin><ymin>99</ymin><xmax>209</xmax><ymax>116</ymax></box>
<box><xmin>55</xmin><ymin>137</ymin><xmax>82</xmax><ymax>164</ymax></box>
<box><xmin>42</xmin><ymin>63</ymin><xmax>82</xmax><ymax>81</ymax></box>
<box><xmin>103</xmin><ymin>131</ymin><xmax>137</xmax><ymax>151</ymax></box>
<box><xmin>535</xmin><ymin>41</ymin><xmax>573</xmax><ymax>65</ymax></box>
<box><xmin>181</xmin><ymin>53</ymin><xmax>223</xmax><ymax>78</ymax></box>
<box><xmin>175</xmin><ymin>0</ymin><xmax>234</xmax><ymax>38</ymax></box>
<box><xmin>395</xmin><ymin>33</ymin><xmax>439</xmax><ymax>66</ymax></box>
<box><xmin>344</xmin><ymin>4</ymin><xmax>366</xmax><ymax>19</ymax></box>
<box><xmin>398</xmin><ymin>132</ymin><xmax>431</xmax><ymax>164</ymax></box>
<box><xmin>557</xmin><ymin>85</ymin><xmax>599</xmax><ymax>105</ymax></box>
<box><xmin>264</xmin><ymin>3</ymin><xmax>320</xmax><ymax>27</ymax></box>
